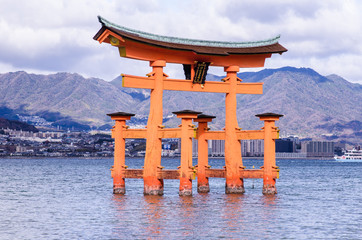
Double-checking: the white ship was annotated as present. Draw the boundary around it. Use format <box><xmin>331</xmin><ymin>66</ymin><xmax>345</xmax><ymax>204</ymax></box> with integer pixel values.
<box><xmin>334</xmin><ymin>148</ymin><xmax>362</xmax><ymax>162</ymax></box>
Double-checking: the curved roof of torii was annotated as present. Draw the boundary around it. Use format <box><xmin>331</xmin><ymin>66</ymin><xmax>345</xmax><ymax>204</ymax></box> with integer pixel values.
<box><xmin>94</xmin><ymin>16</ymin><xmax>287</xmax><ymax>56</ymax></box>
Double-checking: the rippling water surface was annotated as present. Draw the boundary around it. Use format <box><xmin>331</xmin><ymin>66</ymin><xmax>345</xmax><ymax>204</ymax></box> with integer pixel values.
<box><xmin>0</xmin><ymin>157</ymin><xmax>361</xmax><ymax>239</ymax></box>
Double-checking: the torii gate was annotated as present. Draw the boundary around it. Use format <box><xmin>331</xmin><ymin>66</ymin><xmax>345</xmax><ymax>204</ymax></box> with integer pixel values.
<box><xmin>94</xmin><ymin>16</ymin><xmax>287</xmax><ymax>196</ymax></box>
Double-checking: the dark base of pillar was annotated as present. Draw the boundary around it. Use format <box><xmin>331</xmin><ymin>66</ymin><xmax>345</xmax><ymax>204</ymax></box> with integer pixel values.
<box><xmin>179</xmin><ymin>189</ymin><xmax>192</xmax><ymax>196</ymax></box>
<box><xmin>179</xmin><ymin>177</ymin><xmax>192</xmax><ymax>196</ymax></box>
<box><xmin>144</xmin><ymin>176</ymin><xmax>164</xmax><ymax>196</ymax></box>
<box><xmin>225</xmin><ymin>185</ymin><xmax>245</xmax><ymax>194</ymax></box>
<box><xmin>262</xmin><ymin>184</ymin><xmax>277</xmax><ymax>195</ymax></box>
<box><xmin>144</xmin><ymin>185</ymin><xmax>164</xmax><ymax>196</ymax></box>
<box><xmin>113</xmin><ymin>187</ymin><xmax>125</xmax><ymax>195</ymax></box>
<box><xmin>113</xmin><ymin>176</ymin><xmax>125</xmax><ymax>194</ymax></box>
<box><xmin>197</xmin><ymin>185</ymin><xmax>210</xmax><ymax>193</ymax></box>
<box><xmin>144</xmin><ymin>189</ymin><xmax>164</xmax><ymax>196</ymax></box>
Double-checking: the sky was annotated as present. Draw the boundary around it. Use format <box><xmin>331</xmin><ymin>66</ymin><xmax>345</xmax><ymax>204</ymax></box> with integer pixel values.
<box><xmin>0</xmin><ymin>0</ymin><xmax>361</xmax><ymax>84</ymax></box>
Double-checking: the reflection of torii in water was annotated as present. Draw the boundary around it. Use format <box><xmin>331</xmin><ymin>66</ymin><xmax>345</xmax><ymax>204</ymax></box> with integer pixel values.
<box><xmin>94</xmin><ymin>16</ymin><xmax>287</xmax><ymax>196</ymax></box>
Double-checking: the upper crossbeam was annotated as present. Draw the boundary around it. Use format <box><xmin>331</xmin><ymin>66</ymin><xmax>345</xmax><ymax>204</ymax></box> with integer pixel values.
<box><xmin>121</xmin><ymin>74</ymin><xmax>263</xmax><ymax>94</ymax></box>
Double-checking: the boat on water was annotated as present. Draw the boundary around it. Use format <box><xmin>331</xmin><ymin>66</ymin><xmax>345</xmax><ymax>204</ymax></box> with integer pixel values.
<box><xmin>334</xmin><ymin>148</ymin><xmax>362</xmax><ymax>162</ymax></box>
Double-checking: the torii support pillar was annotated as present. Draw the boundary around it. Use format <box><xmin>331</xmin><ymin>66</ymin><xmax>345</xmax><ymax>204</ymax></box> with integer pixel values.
<box><xmin>224</xmin><ymin>66</ymin><xmax>245</xmax><ymax>194</ymax></box>
<box><xmin>194</xmin><ymin>114</ymin><xmax>216</xmax><ymax>193</ymax></box>
<box><xmin>173</xmin><ymin>110</ymin><xmax>201</xmax><ymax>196</ymax></box>
<box><xmin>107</xmin><ymin>112</ymin><xmax>135</xmax><ymax>194</ymax></box>
<box><xmin>256</xmin><ymin>113</ymin><xmax>283</xmax><ymax>195</ymax></box>
<box><xmin>143</xmin><ymin>60</ymin><xmax>167</xmax><ymax>196</ymax></box>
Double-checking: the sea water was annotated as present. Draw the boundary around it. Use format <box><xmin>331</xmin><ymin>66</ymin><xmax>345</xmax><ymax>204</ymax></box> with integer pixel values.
<box><xmin>0</xmin><ymin>158</ymin><xmax>361</xmax><ymax>239</ymax></box>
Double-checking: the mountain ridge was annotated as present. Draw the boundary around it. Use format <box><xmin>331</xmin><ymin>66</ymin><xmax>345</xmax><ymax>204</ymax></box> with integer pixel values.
<box><xmin>0</xmin><ymin>117</ymin><xmax>38</xmax><ymax>132</ymax></box>
<box><xmin>0</xmin><ymin>67</ymin><xmax>361</xmax><ymax>143</ymax></box>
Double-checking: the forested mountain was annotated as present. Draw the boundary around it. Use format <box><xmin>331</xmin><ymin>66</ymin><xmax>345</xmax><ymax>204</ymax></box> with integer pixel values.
<box><xmin>1</xmin><ymin>67</ymin><xmax>360</xmax><ymax>143</ymax></box>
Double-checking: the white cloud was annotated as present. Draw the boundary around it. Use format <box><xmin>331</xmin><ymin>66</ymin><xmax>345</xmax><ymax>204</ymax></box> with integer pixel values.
<box><xmin>0</xmin><ymin>0</ymin><xmax>361</xmax><ymax>84</ymax></box>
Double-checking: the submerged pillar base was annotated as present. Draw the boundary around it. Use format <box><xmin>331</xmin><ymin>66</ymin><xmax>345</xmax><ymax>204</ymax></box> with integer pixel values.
<box><xmin>197</xmin><ymin>174</ymin><xmax>210</xmax><ymax>193</ymax></box>
<box><xmin>113</xmin><ymin>186</ymin><xmax>126</xmax><ymax>195</ymax></box>
<box><xmin>263</xmin><ymin>174</ymin><xmax>277</xmax><ymax>195</ymax></box>
<box><xmin>225</xmin><ymin>185</ymin><xmax>245</xmax><ymax>194</ymax></box>
<box><xmin>179</xmin><ymin>189</ymin><xmax>192</xmax><ymax>196</ymax></box>
<box><xmin>144</xmin><ymin>188</ymin><xmax>164</xmax><ymax>196</ymax></box>
<box><xmin>262</xmin><ymin>184</ymin><xmax>277</xmax><ymax>195</ymax></box>
<box><xmin>225</xmin><ymin>178</ymin><xmax>245</xmax><ymax>194</ymax></box>
<box><xmin>113</xmin><ymin>176</ymin><xmax>125</xmax><ymax>194</ymax></box>
<box><xmin>143</xmin><ymin>176</ymin><xmax>164</xmax><ymax>196</ymax></box>
<box><xmin>179</xmin><ymin>177</ymin><xmax>192</xmax><ymax>196</ymax></box>
<box><xmin>197</xmin><ymin>184</ymin><xmax>210</xmax><ymax>193</ymax></box>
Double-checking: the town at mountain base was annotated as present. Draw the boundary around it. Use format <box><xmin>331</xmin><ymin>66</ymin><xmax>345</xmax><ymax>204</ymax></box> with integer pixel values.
<box><xmin>0</xmin><ymin>67</ymin><xmax>361</xmax><ymax>144</ymax></box>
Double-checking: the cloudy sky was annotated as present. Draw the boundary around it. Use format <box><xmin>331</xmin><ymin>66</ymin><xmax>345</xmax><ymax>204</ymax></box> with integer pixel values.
<box><xmin>0</xmin><ymin>0</ymin><xmax>361</xmax><ymax>84</ymax></box>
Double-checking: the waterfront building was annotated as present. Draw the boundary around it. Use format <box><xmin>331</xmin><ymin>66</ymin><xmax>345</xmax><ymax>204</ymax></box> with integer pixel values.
<box><xmin>301</xmin><ymin>141</ymin><xmax>335</xmax><ymax>158</ymax></box>
<box><xmin>241</xmin><ymin>139</ymin><xmax>264</xmax><ymax>157</ymax></box>
<box><xmin>207</xmin><ymin>139</ymin><xmax>264</xmax><ymax>157</ymax></box>
<box><xmin>275</xmin><ymin>152</ymin><xmax>307</xmax><ymax>159</ymax></box>
<box><xmin>275</xmin><ymin>139</ymin><xmax>295</xmax><ymax>153</ymax></box>
<box><xmin>211</xmin><ymin>140</ymin><xmax>225</xmax><ymax>157</ymax></box>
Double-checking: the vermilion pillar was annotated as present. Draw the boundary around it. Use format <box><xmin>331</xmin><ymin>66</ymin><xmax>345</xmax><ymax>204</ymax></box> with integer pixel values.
<box><xmin>107</xmin><ymin>112</ymin><xmax>135</xmax><ymax>194</ymax></box>
<box><xmin>256</xmin><ymin>113</ymin><xmax>283</xmax><ymax>195</ymax></box>
<box><xmin>194</xmin><ymin>114</ymin><xmax>215</xmax><ymax>193</ymax></box>
<box><xmin>224</xmin><ymin>66</ymin><xmax>245</xmax><ymax>194</ymax></box>
<box><xmin>173</xmin><ymin>110</ymin><xmax>201</xmax><ymax>196</ymax></box>
<box><xmin>143</xmin><ymin>60</ymin><xmax>166</xmax><ymax>195</ymax></box>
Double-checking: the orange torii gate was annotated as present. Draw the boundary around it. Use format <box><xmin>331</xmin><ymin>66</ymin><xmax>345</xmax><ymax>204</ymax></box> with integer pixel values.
<box><xmin>94</xmin><ymin>16</ymin><xmax>287</xmax><ymax>195</ymax></box>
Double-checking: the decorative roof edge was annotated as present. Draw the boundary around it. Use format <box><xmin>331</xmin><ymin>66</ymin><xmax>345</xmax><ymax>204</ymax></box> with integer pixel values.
<box><xmin>98</xmin><ymin>16</ymin><xmax>282</xmax><ymax>48</ymax></box>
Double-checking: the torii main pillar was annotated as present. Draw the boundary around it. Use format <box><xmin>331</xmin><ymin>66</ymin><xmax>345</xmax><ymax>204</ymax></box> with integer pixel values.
<box><xmin>224</xmin><ymin>66</ymin><xmax>245</xmax><ymax>194</ymax></box>
<box><xmin>143</xmin><ymin>60</ymin><xmax>166</xmax><ymax>195</ymax></box>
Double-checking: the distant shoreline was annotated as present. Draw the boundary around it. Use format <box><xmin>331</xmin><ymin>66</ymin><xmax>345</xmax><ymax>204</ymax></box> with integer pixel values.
<box><xmin>0</xmin><ymin>156</ymin><xmax>335</xmax><ymax>160</ymax></box>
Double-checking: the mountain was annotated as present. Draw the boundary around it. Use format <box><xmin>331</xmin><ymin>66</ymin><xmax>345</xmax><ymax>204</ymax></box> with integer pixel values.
<box><xmin>110</xmin><ymin>76</ymin><xmax>150</xmax><ymax>102</ymax></box>
<box><xmin>0</xmin><ymin>118</ymin><xmax>38</xmax><ymax>132</ymax></box>
<box><xmin>234</xmin><ymin>67</ymin><xmax>361</xmax><ymax>143</ymax></box>
<box><xmin>0</xmin><ymin>67</ymin><xmax>361</xmax><ymax>143</ymax></box>
<box><xmin>0</xmin><ymin>71</ymin><xmax>138</xmax><ymax>127</ymax></box>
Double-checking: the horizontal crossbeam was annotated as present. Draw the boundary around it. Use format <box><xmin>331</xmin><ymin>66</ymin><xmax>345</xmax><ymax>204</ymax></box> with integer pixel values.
<box><xmin>203</xmin><ymin>130</ymin><xmax>279</xmax><ymax>140</ymax></box>
<box><xmin>115</xmin><ymin>129</ymin><xmax>278</xmax><ymax>140</ymax></box>
<box><xmin>205</xmin><ymin>169</ymin><xmax>279</xmax><ymax>179</ymax></box>
<box><xmin>158</xmin><ymin>128</ymin><xmax>182</xmax><ymax>138</ymax></box>
<box><xmin>122</xmin><ymin>74</ymin><xmax>263</xmax><ymax>94</ymax></box>
<box><xmin>121</xmin><ymin>168</ymin><xmax>279</xmax><ymax>179</ymax></box>
<box><xmin>123</xmin><ymin>169</ymin><xmax>180</xmax><ymax>179</ymax></box>
<box><xmin>123</xmin><ymin>129</ymin><xmax>146</xmax><ymax>138</ymax></box>
<box><xmin>119</xmin><ymin>128</ymin><xmax>194</xmax><ymax>139</ymax></box>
